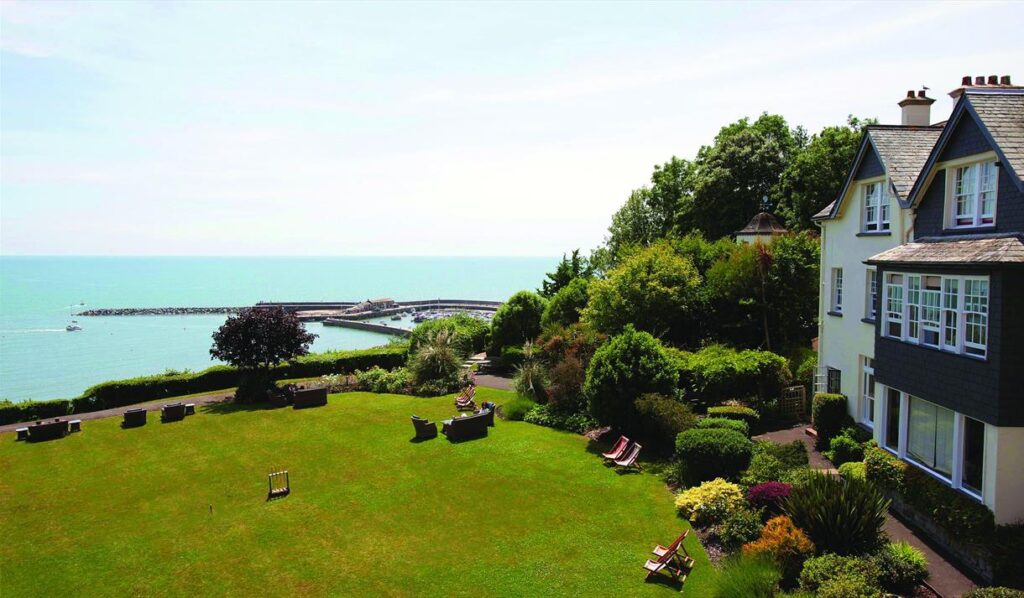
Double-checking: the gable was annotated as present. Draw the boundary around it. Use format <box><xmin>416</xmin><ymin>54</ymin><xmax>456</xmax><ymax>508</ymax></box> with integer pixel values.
<box><xmin>938</xmin><ymin>112</ymin><xmax>993</xmax><ymax>162</ymax></box>
<box><xmin>854</xmin><ymin>144</ymin><xmax>885</xmax><ymax>180</ymax></box>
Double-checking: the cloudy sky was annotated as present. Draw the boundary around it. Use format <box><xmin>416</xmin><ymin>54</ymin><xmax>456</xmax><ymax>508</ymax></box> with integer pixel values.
<box><xmin>2</xmin><ymin>1</ymin><xmax>1022</xmax><ymax>256</ymax></box>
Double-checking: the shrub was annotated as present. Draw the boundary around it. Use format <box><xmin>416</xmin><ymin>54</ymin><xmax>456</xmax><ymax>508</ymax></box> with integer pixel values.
<box><xmin>489</xmin><ymin>290</ymin><xmax>546</xmax><ymax>355</ymax></box>
<box><xmin>353</xmin><ymin>366</ymin><xmax>409</xmax><ymax>394</ymax></box>
<box><xmin>696</xmin><ymin>416</ymin><xmax>749</xmax><ymax>436</ymax></box>
<box><xmin>0</xmin><ymin>399</ymin><xmax>73</xmax><ymax>425</ymax></box>
<box><xmin>963</xmin><ymin>589</ymin><xmax>1024</xmax><ymax>598</ymax></box>
<box><xmin>633</xmin><ymin>394</ymin><xmax>697</xmax><ymax>455</ymax></box>
<box><xmin>541</xmin><ymin>276</ymin><xmax>591</xmax><ymax>329</ymax></box>
<box><xmin>799</xmin><ymin>553</ymin><xmax>881</xmax><ymax>593</ymax></box>
<box><xmin>710</xmin><ymin>554</ymin><xmax>781</xmax><ymax>598</ymax></box>
<box><xmin>811</xmin><ymin>393</ymin><xmax>848</xmax><ymax>447</ymax></box>
<box><xmin>747</xmin><ymin>482</ymin><xmax>792</xmax><ymax>514</ymax></box>
<box><xmin>502</xmin><ymin>396</ymin><xmax>537</xmax><ymax>421</ymax></box>
<box><xmin>717</xmin><ymin>508</ymin><xmax>765</xmax><ymax>552</ymax></box>
<box><xmin>706</xmin><ymin>405</ymin><xmax>760</xmax><ymax>429</ymax></box>
<box><xmin>817</xmin><ymin>574</ymin><xmax>883</xmax><ymax>598</ymax></box>
<box><xmin>741</xmin><ymin>452</ymin><xmax>788</xmax><ymax>486</ymax></box>
<box><xmin>761</xmin><ymin>440</ymin><xmax>809</xmax><ymax>469</ymax></box>
<box><xmin>675</xmin><ymin>478</ymin><xmax>744</xmax><ymax>526</ymax></box>
<box><xmin>743</xmin><ymin>515</ymin><xmax>815</xmax><ymax>587</ymax></box>
<box><xmin>409</xmin><ymin>314</ymin><xmax>489</xmax><ymax>359</ymax></box>
<box><xmin>784</xmin><ymin>471</ymin><xmax>889</xmax><ymax>555</ymax></box>
<box><xmin>545</xmin><ymin>354</ymin><xmax>586</xmax><ymax>413</ymax></box>
<box><xmin>993</xmin><ymin>523</ymin><xmax>1024</xmax><ymax>588</ymax></box>
<box><xmin>874</xmin><ymin>541</ymin><xmax>928</xmax><ymax>594</ymax></box>
<box><xmin>838</xmin><ymin>461</ymin><xmax>866</xmax><ymax>481</ymax></box>
<box><xmin>584</xmin><ymin>326</ymin><xmax>679</xmax><ymax>428</ymax></box>
<box><xmin>522</xmin><ymin>404</ymin><xmax>597</xmax><ymax>433</ymax></box>
<box><xmin>863</xmin><ymin>446</ymin><xmax>906</xmax><ymax>492</ymax></box>
<box><xmin>409</xmin><ymin>328</ymin><xmax>463</xmax><ymax>391</ymax></box>
<box><xmin>675</xmin><ymin>344</ymin><xmax>791</xmax><ymax>406</ymax></box>
<box><xmin>675</xmin><ymin>428</ymin><xmax>753</xmax><ymax>483</ymax></box>
<box><xmin>826</xmin><ymin>435</ymin><xmax>864</xmax><ymax>466</ymax></box>
<box><xmin>901</xmin><ymin>465</ymin><xmax>996</xmax><ymax>546</ymax></box>
<box><xmin>512</xmin><ymin>358</ymin><xmax>549</xmax><ymax>402</ymax></box>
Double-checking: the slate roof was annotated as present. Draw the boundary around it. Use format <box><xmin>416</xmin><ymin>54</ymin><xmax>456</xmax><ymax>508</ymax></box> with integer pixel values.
<box><xmin>867</xmin><ymin>126</ymin><xmax>942</xmax><ymax>199</ymax></box>
<box><xmin>813</xmin><ymin>125</ymin><xmax>941</xmax><ymax>221</ymax></box>
<box><xmin>866</xmin><ymin>234</ymin><xmax>1024</xmax><ymax>265</ymax></box>
<box><xmin>736</xmin><ymin>212</ymin><xmax>788</xmax><ymax>235</ymax></box>
<box><xmin>967</xmin><ymin>91</ymin><xmax>1024</xmax><ymax>184</ymax></box>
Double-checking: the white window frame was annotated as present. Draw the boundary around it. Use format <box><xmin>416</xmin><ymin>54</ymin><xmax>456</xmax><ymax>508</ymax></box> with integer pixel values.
<box><xmin>861</xmin><ymin>181</ymin><xmax>891</xmax><ymax>233</ymax></box>
<box><xmin>881</xmin><ymin>389</ymin><xmax>985</xmax><ymax>501</ymax></box>
<box><xmin>881</xmin><ymin>272</ymin><xmax>989</xmax><ymax>359</ymax></box>
<box><xmin>865</xmin><ymin>268</ymin><xmax>878</xmax><ymax>320</ymax></box>
<box><xmin>831</xmin><ymin>268</ymin><xmax>843</xmax><ymax>313</ymax></box>
<box><xmin>947</xmin><ymin>159</ymin><xmax>998</xmax><ymax>229</ymax></box>
<box><xmin>861</xmin><ymin>356</ymin><xmax>875</xmax><ymax>428</ymax></box>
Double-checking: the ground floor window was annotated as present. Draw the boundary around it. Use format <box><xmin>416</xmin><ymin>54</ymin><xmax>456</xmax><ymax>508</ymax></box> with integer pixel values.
<box><xmin>907</xmin><ymin>397</ymin><xmax>954</xmax><ymax>478</ymax></box>
<box><xmin>827</xmin><ymin>367</ymin><xmax>842</xmax><ymax>394</ymax></box>
<box><xmin>881</xmin><ymin>386</ymin><xmax>985</xmax><ymax>500</ymax></box>
<box><xmin>861</xmin><ymin>357</ymin><xmax>875</xmax><ymax>427</ymax></box>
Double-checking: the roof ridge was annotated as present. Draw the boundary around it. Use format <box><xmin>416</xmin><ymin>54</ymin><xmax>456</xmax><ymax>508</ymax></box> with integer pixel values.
<box><xmin>867</xmin><ymin>124</ymin><xmax>944</xmax><ymax>131</ymax></box>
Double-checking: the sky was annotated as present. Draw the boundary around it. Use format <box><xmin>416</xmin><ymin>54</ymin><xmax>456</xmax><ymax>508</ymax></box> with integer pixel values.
<box><xmin>1</xmin><ymin>1</ymin><xmax>1022</xmax><ymax>256</ymax></box>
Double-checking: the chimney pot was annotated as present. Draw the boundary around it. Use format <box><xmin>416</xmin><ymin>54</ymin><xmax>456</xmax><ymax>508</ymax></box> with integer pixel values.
<box><xmin>917</xmin><ymin>90</ymin><xmax>926</xmax><ymax>98</ymax></box>
<box><xmin>975</xmin><ymin>76</ymin><xmax>985</xmax><ymax>85</ymax></box>
<box><xmin>962</xmin><ymin>76</ymin><xmax>972</xmax><ymax>85</ymax></box>
<box><xmin>988</xmin><ymin>75</ymin><xmax>999</xmax><ymax>85</ymax></box>
<box><xmin>907</xmin><ymin>90</ymin><xmax>915</xmax><ymax>98</ymax></box>
<box><xmin>1001</xmin><ymin>75</ymin><xmax>1012</xmax><ymax>85</ymax></box>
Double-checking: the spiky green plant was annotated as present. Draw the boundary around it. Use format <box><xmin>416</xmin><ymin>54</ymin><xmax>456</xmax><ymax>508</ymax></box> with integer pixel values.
<box><xmin>783</xmin><ymin>470</ymin><xmax>890</xmax><ymax>555</ymax></box>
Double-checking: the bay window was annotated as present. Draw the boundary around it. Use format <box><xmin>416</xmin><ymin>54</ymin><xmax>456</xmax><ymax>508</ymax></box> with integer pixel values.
<box><xmin>951</xmin><ymin>160</ymin><xmax>997</xmax><ymax>228</ymax></box>
<box><xmin>882</xmin><ymin>272</ymin><xmax>988</xmax><ymax>358</ymax></box>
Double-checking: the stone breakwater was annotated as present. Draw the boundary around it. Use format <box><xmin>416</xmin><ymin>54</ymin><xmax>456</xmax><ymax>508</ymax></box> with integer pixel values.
<box><xmin>78</xmin><ymin>307</ymin><xmax>244</xmax><ymax>316</ymax></box>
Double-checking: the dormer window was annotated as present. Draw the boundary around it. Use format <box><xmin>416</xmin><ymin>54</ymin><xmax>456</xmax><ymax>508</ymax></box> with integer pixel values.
<box><xmin>951</xmin><ymin>160</ymin><xmax>997</xmax><ymax>228</ymax></box>
<box><xmin>862</xmin><ymin>182</ymin><xmax>890</xmax><ymax>232</ymax></box>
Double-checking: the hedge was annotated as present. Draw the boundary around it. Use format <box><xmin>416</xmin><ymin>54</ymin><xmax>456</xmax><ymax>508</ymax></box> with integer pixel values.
<box><xmin>673</xmin><ymin>344</ymin><xmax>791</xmax><ymax>405</ymax></box>
<box><xmin>675</xmin><ymin>427</ymin><xmax>753</xmax><ymax>483</ymax></box>
<box><xmin>696</xmin><ymin>416</ymin><xmax>750</xmax><ymax>436</ymax></box>
<box><xmin>0</xmin><ymin>345</ymin><xmax>408</xmax><ymax>425</ymax></box>
<box><xmin>706</xmin><ymin>405</ymin><xmax>760</xmax><ymax>429</ymax></box>
<box><xmin>811</xmin><ymin>393</ymin><xmax>848</xmax><ymax>447</ymax></box>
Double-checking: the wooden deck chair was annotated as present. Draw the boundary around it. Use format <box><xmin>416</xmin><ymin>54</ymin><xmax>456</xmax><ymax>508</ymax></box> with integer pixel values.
<box><xmin>652</xmin><ymin>531</ymin><xmax>695</xmax><ymax>570</ymax></box>
<box><xmin>643</xmin><ymin>540</ymin><xmax>690</xmax><ymax>584</ymax></box>
<box><xmin>614</xmin><ymin>442</ymin><xmax>642</xmax><ymax>470</ymax></box>
<box><xmin>454</xmin><ymin>385</ymin><xmax>476</xmax><ymax>410</ymax></box>
<box><xmin>601</xmin><ymin>435</ymin><xmax>631</xmax><ymax>460</ymax></box>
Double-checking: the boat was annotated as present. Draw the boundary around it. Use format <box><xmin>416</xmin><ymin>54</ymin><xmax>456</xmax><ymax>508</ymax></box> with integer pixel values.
<box><xmin>391</xmin><ymin>314</ymin><xmax>402</xmax><ymax>321</ymax></box>
<box><xmin>66</xmin><ymin>321</ymin><xmax>82</xmax><ymax>332</ymax></box>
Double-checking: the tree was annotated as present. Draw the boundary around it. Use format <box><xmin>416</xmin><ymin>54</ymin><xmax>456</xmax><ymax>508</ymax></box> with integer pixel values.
<box><xmin>541</xmin><ymin>276</ymin><xmax>590</xmax><ymax>329</ymax></box>
<box><xmin>489</xmin><ymin>290</ymin><xmax>547</xmax><ymax>354</ymax></box>
<box><xmin>765</xmin><ymin>231</ymin><xmax>820</xmax><ymax>350</ymax></box>
<box><xmin>682</xmin><ymin>114</ymin><xmax>801</xmax><ymax>239</ymax></box>
<box><xmin>582</xmin><ymin>241</ymin><xmax>703</xmax><ymax>344</ymax></box>
<box><xmin>409</xmin><ymin>313</ymin><xmax>488</xmax><ymax>359</ymax></box>
<box><xmin>776</xmin><ymin>116</ymin><xmax>872</xmax><ymax>231</ymax></box>
<box><xmin>539</xmin><ymin>249</ymin><xmax>593</xmax><ymax>297</ymax></box>
<box><xmin>210</xmin><ymin>306</ymin><xmax>317</xmax><ymax>402</ymax></box>
<box><xmin>584</xmin><ymin>326</ymin><xmax>679</xmax><ymax>429</ymax></box>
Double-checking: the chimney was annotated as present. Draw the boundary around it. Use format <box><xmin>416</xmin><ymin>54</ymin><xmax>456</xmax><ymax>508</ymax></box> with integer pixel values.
<box><xmin>898</xmin><ymin>89</ymin><xmax>935</xmax><ymax>126</ymax></box>
<box><xmin>950</xmin><ymin>74</ymin><xmax>1020</xmax><ymax>101</ymax></box>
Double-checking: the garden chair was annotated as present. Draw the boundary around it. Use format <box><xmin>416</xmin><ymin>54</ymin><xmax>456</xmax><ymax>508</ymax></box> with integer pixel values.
<box><xmin>643</xmin><ymin>545</ymin><xmax>690</xmax><ymax>584</ymax></box>
<box><xmin>601</xmin><ymin>435</ymin><xmax>631</xmax><ymax>460</ymax></box>
<box><xmin>123</xmin><ymin>408</ymin><xmax>147</xmax><ymax>428</ymax></box>
<box><xmin>411</xmin><ymin>415</ymin><xmax>438</xmax><ymax>440</ymax></box>
<box><xmin>614</xmin><ymin>442</ymin><xmax>642</xmax><ymax>470</ymax></box>
<box><xmin>652</xmin><ymin>531</ymin><xmax>695</xmax><ymax>569</ymax></box>
<box><xmin>454</xmin><ymin>386</ymin><xmax>476</xmax><ymax>411</ymax></box>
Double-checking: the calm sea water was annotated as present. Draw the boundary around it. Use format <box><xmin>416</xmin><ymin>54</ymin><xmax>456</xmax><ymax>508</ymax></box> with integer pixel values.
<box><xmin>0</xmin><ymin>256</ymin><xmax>555</xmax><ymax>402</ymax></box>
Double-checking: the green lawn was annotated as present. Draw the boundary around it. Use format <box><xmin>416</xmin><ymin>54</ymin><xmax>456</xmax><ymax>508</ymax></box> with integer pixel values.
<box><xmin>0</xmin><ymin>388</ymin><xmax>710</xmax><ymax>596</ymax></box>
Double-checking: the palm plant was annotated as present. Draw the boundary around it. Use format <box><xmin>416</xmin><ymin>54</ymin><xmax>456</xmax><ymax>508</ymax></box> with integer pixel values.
<box><xmin>410</xmin><ymin>328</ymin><xmax>461</xmax><ymax>384</ymax></box>
<box><xmin>783</xmin><ymin>470</ymin><xmax>890</xmax><ymax>555</ymax></box>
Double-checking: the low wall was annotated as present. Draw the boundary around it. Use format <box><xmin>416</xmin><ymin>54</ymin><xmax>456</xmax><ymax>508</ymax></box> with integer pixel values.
<box><xmin>323</xmin><ymin>318</ymin><xmax>411</xmax><ymax>337</ymax></box>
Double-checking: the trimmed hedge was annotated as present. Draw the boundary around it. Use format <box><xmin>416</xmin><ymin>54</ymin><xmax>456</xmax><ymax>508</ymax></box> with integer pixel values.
<box><xmin>675</xmin><ymin>427</ymin><xmax>753</xmax><ymax>483</ymax></box>
<box><xmin>0</xmin><ymin>345</ymin><xmax>409</xmax><ymax>425</ymax></box>
<box><xmin>696</xmin><ymin>416</ymin><xmax>750</xmax><ymax>436</ymax></box>
<box><xmin>707</xmin><ymin>405</ymin><xmax>760</xmax><ymax>429</ymax></box>
<box><xmin>674</xmin><ymin>344</ymin><xmax>791</xmax><ymax>405</ymax></box>
<box><xmin>811</xmin><ymin>393</ymin><xmax>848</xmax><ymax>447</ymax></box>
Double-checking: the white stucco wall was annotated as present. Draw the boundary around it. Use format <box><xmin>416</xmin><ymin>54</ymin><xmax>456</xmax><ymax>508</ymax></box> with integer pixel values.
<box><xmin>817</xmin><ymin>173</ymin><xmax>910</xmax><ymax>433</ymax></box>
<box><xmin>987</xmin><ymin>425</ymin><xmax>1024</xmax><ymax>524</ymax></box>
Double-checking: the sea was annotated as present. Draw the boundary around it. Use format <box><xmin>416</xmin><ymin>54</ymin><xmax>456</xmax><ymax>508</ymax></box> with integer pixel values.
<box><xmin>0</xmin><ymin>256</ymin><xmax>556</xmax><ymax>403</ymax></box>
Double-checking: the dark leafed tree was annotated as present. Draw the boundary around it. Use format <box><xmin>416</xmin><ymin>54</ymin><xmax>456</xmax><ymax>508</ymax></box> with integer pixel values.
<box><xmin>211</xmin><ymin>306</ymin><xmax>317</xmax><ymax>402</ymax></box>
<box><xmin>539</xmin><ymin>249</ymin><xmax>593</xmax><ymax>297</ymax></box>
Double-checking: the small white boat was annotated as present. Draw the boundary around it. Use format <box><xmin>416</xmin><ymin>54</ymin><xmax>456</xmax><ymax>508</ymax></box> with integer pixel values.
<box><xmin>66</xmin><ymin>321</ymin><xmax>82</xmax><ymax>332</ymax></box>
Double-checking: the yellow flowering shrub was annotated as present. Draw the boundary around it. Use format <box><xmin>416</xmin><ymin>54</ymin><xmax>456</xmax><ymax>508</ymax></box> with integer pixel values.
<box><xmin>674</xmin><ymin>478</ymin><xmax>744</xmax><ymax>526</ymax></box>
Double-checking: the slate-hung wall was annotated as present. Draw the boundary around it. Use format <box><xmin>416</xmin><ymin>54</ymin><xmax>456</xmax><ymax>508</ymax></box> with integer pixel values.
<box><xmin>913</xmin><ymin>112</ymin><xmax>1024</xmax><ymax>236</ymax></box>
<box><xmin>873</xmin><ymin>266</ymin><xmax>1024</xmax><ymax>427</ymax></box>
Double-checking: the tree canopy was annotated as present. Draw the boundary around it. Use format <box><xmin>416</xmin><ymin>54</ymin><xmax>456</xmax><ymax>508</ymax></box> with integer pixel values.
<box><xmin>210</xmin><ymin>307</ymin><xmax>316</xmax><ymax>371</ymax></box>
<box><xmin>489</xmin><ymin>290</ymin><xmax>547</xmax><ymax>354</ymax></box>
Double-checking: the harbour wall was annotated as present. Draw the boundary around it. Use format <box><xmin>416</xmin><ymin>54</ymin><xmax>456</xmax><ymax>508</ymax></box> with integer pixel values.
<box><xmin>80</xmin><ymin>299</ymin><xmax>502</xmax><ymax>317</ymax></box>
<box><xmin>322</xmin><ymin>318</ymin><xmax>411</xmax><ymax>337</ymax></box>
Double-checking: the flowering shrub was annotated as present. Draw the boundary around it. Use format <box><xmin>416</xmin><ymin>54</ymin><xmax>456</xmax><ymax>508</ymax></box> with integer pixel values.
<box><xmin>743</xmin><ymin>515</ymin><xmax>815</xmax><ymax>586</ymax></box>
<box><xmin>863</xmin><ymin>446</ymin><xmax>906</xmax><ymax>491</ymax></box>
<box><xmin>747</xmin><ymin>482</ymin><xmax>792</xmax><ymax>513</ymax></box>
<box><xmin>715</xmin><ymin>507</ymin><xmax>765</xmax><ymax>552</ymax></box>
<box><xmin>353</xmin><ymin>366</ymin><xmax>409</xmax><ymax>394</ymax></box>
<box><xmin>674</xmin><ymin>478</ymin><xmax>744</xmax><ymax>526</ymax></box>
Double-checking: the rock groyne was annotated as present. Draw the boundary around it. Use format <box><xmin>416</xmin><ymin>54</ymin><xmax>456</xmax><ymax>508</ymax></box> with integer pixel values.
<box><xmin>78</xmin><ymin>307</ymin><xmax>244</xmax><ymax>316</ymax></box>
